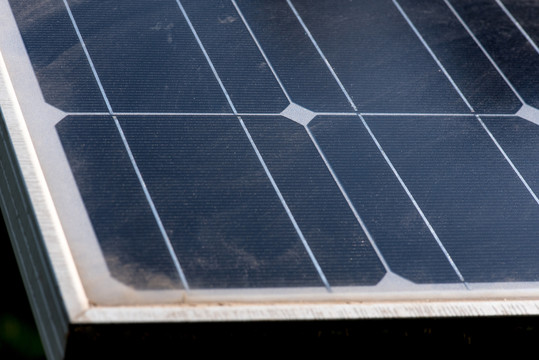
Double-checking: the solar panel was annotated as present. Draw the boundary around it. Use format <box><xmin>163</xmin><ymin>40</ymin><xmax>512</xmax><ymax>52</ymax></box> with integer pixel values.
<box><xmin>1</xmin><ymin>0</ymin><xmax>539</xmax><ymax>356</ymax></box>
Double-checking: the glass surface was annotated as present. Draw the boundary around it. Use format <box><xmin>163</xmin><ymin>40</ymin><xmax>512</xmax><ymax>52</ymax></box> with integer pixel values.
<box><xmin>5</xmin><ymin>0</ymin><xmax>539</xmax><ymax>298</ymax></box>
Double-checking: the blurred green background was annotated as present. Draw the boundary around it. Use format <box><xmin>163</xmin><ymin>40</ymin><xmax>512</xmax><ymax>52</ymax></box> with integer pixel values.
<box><xmin>0</xmin><ymin>220</ymin><xmax>45</xmax><ymax>359</ymax></box>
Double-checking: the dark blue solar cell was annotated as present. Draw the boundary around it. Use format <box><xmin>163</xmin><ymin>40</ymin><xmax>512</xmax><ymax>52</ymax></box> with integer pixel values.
<box><xmin>243</xmin><ymin>116</ymin><xmax>386</xmax><ymax>286</ymax></box>
<box><xmin>449</xmin><ymin>0</ymin><xmax>539</xmax><ymax>108</ymax></box>
<box><xmin>56</xmin><ymin>116</ymin><xmax>183</xmax><ymax>289</ymax></box>
<box><xmin>117</xmin><ymin>116</ymin><xmax>324</xmax><ymax>289</ymax></box>
<box><xmin>180</xmin><ymin>0</ymin><xmax>289</xmax><ymax>113</ymax></box>
<box><xmin>367</xmin><ymin>115</ymin><xmax>539</xmax><ymax>283</ymax></box>
<box><xmin>398</xmin><ymin>0</ymin><xmax>521</xmax><ymax>114</ymax></box>
<box><xmin>482</xmin><ymin>116</ymin><xmax>539</xmax><ymax>196</ymax></box>
<box><xmin>290</xmin><ymin>0</ymin><xmax>470</xmax><ymax>113</ymax></box>
<box><xmin>309</xmin><ymin>116</ymin><xmax>462</xmax><ymax>284</ymax></box>
<box><xmin>65</xmin><ymin>0</ymin><xmax>231</xmax><ymax>113</ymax></box>
<box><xmin>8</xmin><ymin>0</ymin><xmax>107</xmax><ymax>112</ymax></box>
<box><xmin>502</xmin><ymin>0</ymin><xmax>539</xmax><ymax>46</ymax></box>
<box><xmin>234</xmin><ymin>0</ymin><xmax>352</xmax><ymax>113</ymax></box>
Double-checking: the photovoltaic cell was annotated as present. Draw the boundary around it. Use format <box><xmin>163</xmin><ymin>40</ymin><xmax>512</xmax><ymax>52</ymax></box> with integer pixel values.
<box><xmin>398</xmin><ymin>0</ymin><xmax>522</xmax><ymax>113</ymax></box>
<box><xmin>502</xmin><ymin>0</ymin><xmax>539</xmax><ymax>45</ymax></box>
<box><xmin>367</xmin><ymin>115</ymin><xmax>539</xmax><ymax>282</ymax></box>
<box><xmin>482</xmin><ymin>116</ymin><xmax>539</xmax><ymax>208</ymax></box>
<box><xmin>309</xmin><ymin>116</ymin><xmax>463</xmax><ymax>284</ymax></box>
<box><xmin>8</xmin><ymin>0</ymin><xmax>107</xmax><ymax>112</ymax></box>
<box><xmin>449</xmin><ymin>0</ymin><xmax>539</xmax><ymax>108</ymax></box>
<box><xmin>56</xmin><ymin>116</ymin><xmax>183</xmax><ymax>290</ymax></box>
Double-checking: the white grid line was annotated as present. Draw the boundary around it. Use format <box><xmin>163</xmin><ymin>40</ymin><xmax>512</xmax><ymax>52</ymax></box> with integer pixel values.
<box><xmin>65</xmin><ymin>111</ymin><xmax>516</xmax><ymax>118</ymax></box>
<box><xmin>361</xmin><ymin>112</ymin><xmax>515</xmax><ymax>117</ymax></box>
